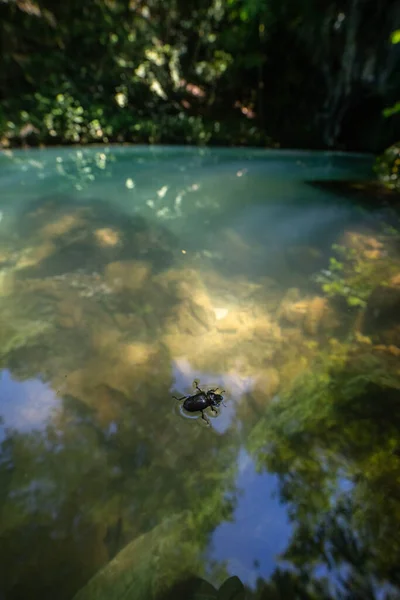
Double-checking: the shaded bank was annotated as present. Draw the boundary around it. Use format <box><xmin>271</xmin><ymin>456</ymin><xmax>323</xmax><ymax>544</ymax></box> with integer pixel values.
<box><xmin>0</xmin><ymin>0</ymin><xmax>399</xmax><ymax>152</ymax></box>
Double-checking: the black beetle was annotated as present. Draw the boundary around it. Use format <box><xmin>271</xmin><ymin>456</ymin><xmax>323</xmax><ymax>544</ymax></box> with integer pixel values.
<box><xmin>173</xmin><ymin>381</ymin><xmax>226</xmax><ymax>425</ymax></box>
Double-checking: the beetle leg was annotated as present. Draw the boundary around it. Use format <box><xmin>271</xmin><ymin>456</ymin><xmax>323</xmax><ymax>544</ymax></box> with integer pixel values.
<box><xmin>195</xmin><ymin>384</ymin><xmax>205</xmax><ymax>394</ymax></box>
<box><xmin>211</xmin><ymin>405</ymin><xmax>218</xmax><ymax>414</ymax></box>
<box><xmin>201</xmin><ymin>410</ymin><xmax>210</xmax><ymax>425</ymax></box>
<box><xmin>173</xmin><ymin>395</ymin><xmax>187</xmax><ymax>401</ymax></box>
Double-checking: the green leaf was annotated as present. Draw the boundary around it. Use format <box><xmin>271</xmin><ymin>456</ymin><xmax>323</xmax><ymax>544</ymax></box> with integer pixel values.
<box><xmin>383</xmin><ymin>102</ymin><xmax>400</xmax><ymax>118</ymax></box>
<box><xmin>322</xmin><ymin>283</ymin><xmax>332</xmax><ymax>294</ymax></box>
<box><xmin>217</xmin><ymin>576</ymin><xmax>245</xmax><ymax>600</ymax></box>
<box><xmin>390</xmin><ymin>29</ymin><xmax>400</xmax><ymax>44</ymax></box>
<box><xmin>329</xmin><ymin>258</ymin><xmax>343</xmax><ymax>271</ymax></box>
<box><xmin>347</xmin><ymin>296</ymin><xmax>365</xmax><ymax>308</ymax></box>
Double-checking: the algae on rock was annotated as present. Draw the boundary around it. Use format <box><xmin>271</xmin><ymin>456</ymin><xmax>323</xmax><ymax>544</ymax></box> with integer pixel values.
<box><xmin>72</xmin><ymin>512</ymin><xmax>203</xmax><ymax>600</ymax></box>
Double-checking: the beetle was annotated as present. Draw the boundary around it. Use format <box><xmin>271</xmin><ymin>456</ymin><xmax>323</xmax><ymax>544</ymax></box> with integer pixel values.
<box><xmin>173</xmin><ymin>381</ymin><xmax>226</xmax><ymax>425</ymax></box>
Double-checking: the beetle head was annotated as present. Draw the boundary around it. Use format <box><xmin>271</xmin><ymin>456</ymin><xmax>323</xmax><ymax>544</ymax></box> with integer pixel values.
<box><xmin>208</xmin><ymin>392</ymin><xmax>224</xmax><ymax>406</ymax></box>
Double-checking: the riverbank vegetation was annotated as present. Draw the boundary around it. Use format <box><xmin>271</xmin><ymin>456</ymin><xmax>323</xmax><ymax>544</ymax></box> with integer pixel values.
<box><xmin>1</xmin><ymin>0</ymin><xmax>399</xmax><ymax>157</ymax></box>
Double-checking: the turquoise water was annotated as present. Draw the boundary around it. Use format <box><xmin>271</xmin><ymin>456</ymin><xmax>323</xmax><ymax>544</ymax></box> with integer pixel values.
<box><xmin>0</xmin><ymin>146</ymin><xmax>399</xmax><ymax>600</ymax></box>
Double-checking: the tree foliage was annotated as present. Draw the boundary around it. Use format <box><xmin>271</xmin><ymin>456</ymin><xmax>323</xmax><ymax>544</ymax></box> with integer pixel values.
<box><xmin>0</xmin><ymin>0</ymin><xmax>399</xmax><ymax>150</ymax></box>
<box><xmin>376</xmin><ymin>30</ymin><xmax>400</xmax><ymax>192</ymax></box>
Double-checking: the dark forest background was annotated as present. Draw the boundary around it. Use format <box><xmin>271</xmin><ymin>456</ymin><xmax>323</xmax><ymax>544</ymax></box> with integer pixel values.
<box><xmin>1</xmin><ymin>0</ymin><xmax>399</xmax><ymax>154</ymax></box>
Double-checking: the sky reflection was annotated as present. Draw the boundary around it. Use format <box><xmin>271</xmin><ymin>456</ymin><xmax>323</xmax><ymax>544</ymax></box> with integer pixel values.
<box><xmin>0</xmin><ymin>370</ymin><xmax>60</xmax><ymax>440</ymax></box>
<box><xmin>209</xmin><ymin>447</ymin><xmax>292</xmax><ymax>588</ymax></box>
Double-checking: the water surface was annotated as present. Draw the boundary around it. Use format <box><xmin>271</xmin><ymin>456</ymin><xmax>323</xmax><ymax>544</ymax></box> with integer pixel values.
<box><xmin>1</xmin><ymin>146</ymin><xmax>399</xmax><ymax>600</ymax></box>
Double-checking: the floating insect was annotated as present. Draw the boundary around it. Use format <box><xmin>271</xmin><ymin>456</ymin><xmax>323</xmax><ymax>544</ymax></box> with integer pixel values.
<box><xmin>173</xmin><ymin>380</ymin><xmax>226</xmax><ymax>425</ymax></box>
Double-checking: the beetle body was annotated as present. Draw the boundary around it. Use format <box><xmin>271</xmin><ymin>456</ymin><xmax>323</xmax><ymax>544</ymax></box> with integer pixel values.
<box><xmin>183</xmin><ymin>391</ymin><xmax>222</xmax><ymax>413</ymax></box>
<box><xmin>173</xmin><ymin>383</ymin><xmax>225</xmax><ymax>425</ymax></box>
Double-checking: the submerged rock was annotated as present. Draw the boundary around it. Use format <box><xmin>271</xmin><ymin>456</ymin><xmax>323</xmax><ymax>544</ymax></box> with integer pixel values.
<box><xmin>94</xmin><ymin>228</ymin><xmax>122</xmax><ymax>248</ymax></box>
<box><xmin>0</xmin><ymin>269</ymin><xmax>15</xmax><ymax>297</ymax></box>
<box><xmin>216</xmin><ymin>312</ymin><xmax>240</xmax><ymax>333</ymax></box>
<box><xmin>167</xmin><ymin>298</ymin><xmax>215</xmax><ymax>337</ymax></box>
<box><xmin>154</xmin><ymin>267</ymin><xmax>203</xmax><ymax>298</ymax></box>
<box><xmin>374</xmin><ymin>344</ymin><xmax>400</xmax><ymax>357</ymax></box>
<box><xmin>286</xmin><ymin>245</ymin><xmax>324</xmax><ymax>275</ymax></box>
<box><xmin>362</xmin><ymin>284</ymin><xmax>400</xmax><ymax>343</ymax></box>
<box><xmin>160</xmin><ymin>269</ymin><xmax>216</xmax><ymax>337</ymax></box>
<box><xmin>189</xmin><ymin>294</ymin><xmax>215</xmax><ymax>330</ymax></box>
<box><xmin>72</xmin><ymin>512</ymin><xmax>199</xmax><ymax>600</ymax></box>
<box><xmin>40</xmin><ymin>212</ymin><xmax>84</xmax><ymax>239</ymax></box>
<box><xmin>15</xmin><ymin>241</ymin><xmax>56</xmax><ymax>270</ymax></box>
<box><xmin>105</xmin><ymin>260</ymin><xmax>150</xmax><ymax>292</ymax></box>
<box><xmin>252</xmin><ymin>314</ymin><xmax>282</xmax><ymax>343</ymax></box>
<box><xmin>278</xmin><ymin>289</ymin><xmax>339</xmax><ymax>336</ymax></box>
<box><xmin>120</xmin><ymin>342</ymin><xmax>156</xmax><ymax>366</ymax></box>
<box><xmin>277</xmin><ymin>288</ymin><xmax>307</xmax><ymax>326</ymax></box>
<box><xmin>58</xmin><ymin>296</ymin><xmax>84</xmax><ymax>325</ymax></box>
<box><xmin>304</xmin><ymin>296</ymin><xmax>329</xmax><ymax>335</ymax></box>
<box><xmin>342</xmin><ymin>231</ymin><xmax>385</xmax><ymax>257</ymax></box>
<box><xmin>0</xmin><ymin>315</ymin><xmax>53</xmax><ymax>356</ymax></box>
<box><xmin>390</xmin><ymin>273</ymin><xmax>400</xmax><ymax>287</ymax></box>
<box><xmin>90</xmin><ymin>327</ymin><xmax>122</xmax><ymax>352</ymax></box>
<box><xmin>252</xmin><ymin>368</ymin><xmax>281</xmax><ymax>406</ymax></box>
<box><xmin>281</xmin><ymin>300</ymin><xmax>308</xmax><ymax>327</ymax></box>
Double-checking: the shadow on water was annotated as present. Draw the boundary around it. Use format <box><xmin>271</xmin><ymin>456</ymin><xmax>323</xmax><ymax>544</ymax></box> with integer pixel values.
<box><xmin>306</xmin><ymin>179</ymin><xmax>400</xmax><ymax>213</ymax></box>
<box><xmin>1</xmin><ymin>148</ymin><xmax>400</xmax><ymax>600</ymax></box>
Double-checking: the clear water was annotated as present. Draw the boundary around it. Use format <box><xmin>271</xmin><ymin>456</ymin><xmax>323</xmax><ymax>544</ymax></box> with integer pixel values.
<box><xmin>0</xmin><ymin>146</ymin><xmax>399</xmax><ymax>600</ymax></box>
